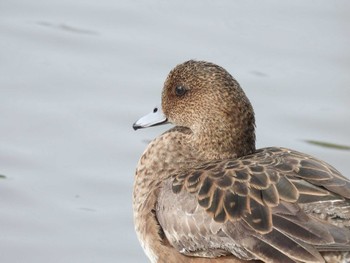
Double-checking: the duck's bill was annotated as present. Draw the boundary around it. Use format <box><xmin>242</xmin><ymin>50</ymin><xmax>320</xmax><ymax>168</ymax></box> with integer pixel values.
<box><xmin>133</xmin><ymin>106</ymin><xmax>168</xmax><ymax>130</ymax></box>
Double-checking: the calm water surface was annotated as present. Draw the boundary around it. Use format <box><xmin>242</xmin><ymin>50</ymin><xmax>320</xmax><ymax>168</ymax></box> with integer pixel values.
<box><xmin>0</xmin><ymin>1</ymin><xmax>349</xmax><ymax>262</ymax></box>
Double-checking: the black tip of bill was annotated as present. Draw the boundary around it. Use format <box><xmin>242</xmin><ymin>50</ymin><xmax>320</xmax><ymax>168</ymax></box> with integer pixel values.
<box><xmin>133</xmin><ymin>123</ymin><xmax>142</xmax><ymax>131</ymax></box>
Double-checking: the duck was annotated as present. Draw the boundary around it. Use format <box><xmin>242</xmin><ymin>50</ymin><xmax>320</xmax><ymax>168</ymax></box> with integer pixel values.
<box><xmin>132</xmin><ymin>60</ymin><xmax>350</xmax><ymax>263</ymax></box>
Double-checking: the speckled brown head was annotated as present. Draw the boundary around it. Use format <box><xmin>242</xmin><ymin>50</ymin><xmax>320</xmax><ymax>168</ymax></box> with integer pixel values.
<box><xmin>161</xmin><ymin>60</ymin><xmax>256</xmax><ymax>158</ymax></box>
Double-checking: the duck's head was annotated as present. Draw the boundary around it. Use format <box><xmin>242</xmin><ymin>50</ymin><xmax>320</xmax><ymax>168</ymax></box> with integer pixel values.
<box><xmin>133</xmin><ymin>60</ymin><xmax>256</xmax><ymax>158</ymax></box>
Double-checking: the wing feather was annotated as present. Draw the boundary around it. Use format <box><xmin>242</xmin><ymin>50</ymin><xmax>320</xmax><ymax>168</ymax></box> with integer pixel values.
<box><xmin>157</xmin><ymin>147</ymin><xmax>350</xmax><ymax>262</ymax></box>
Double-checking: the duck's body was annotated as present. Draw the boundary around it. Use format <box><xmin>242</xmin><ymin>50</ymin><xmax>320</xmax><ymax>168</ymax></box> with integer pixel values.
<box><xmin>134</xmin><ymin>127</ymin><xmax>258</xmax><ymax>263</ymax></box>
<box><xmin>133</xmin><ymin>61</ymin><xmax>350</xmax><ymax>263</ymax></box>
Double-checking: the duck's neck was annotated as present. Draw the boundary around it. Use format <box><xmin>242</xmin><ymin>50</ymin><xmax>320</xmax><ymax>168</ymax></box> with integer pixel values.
<box><xmin>193</xmin><ymin>115</ymin><xmax>256</xmax><ymax>160</ymax></box>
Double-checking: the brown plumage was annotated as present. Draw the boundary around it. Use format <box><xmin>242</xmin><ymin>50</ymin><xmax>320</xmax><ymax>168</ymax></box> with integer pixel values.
<box><xmin>133</xmin><ymin>60</ymin><xmax>350</xmax><ymax>263</ymax></box>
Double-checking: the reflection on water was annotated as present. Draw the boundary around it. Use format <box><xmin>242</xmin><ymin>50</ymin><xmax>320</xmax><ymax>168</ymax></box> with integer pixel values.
<box><xmin>36</xmin><ymin>21</ymin><xmax>100</xmax><ymax>35</ymax></box>
<box><xmin>0</xmin><ymin>1</ymin><xmax>349</xmax><ymax>263</ymax></box>
<box><xmin>304</xmin><ymin>140</ymin><xmax>350</xmax><ymax>151</ymax></box>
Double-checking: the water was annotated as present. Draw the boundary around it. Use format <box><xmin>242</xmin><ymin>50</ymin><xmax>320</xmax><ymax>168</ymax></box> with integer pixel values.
<box><xmin>0</xmin><ymin>1</ymin><xmax>349</xmax><ymax>262</ymax></box>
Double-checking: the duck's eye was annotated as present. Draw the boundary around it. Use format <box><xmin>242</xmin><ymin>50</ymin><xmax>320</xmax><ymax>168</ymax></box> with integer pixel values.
<box><xmin>175</xmin><ymin>86</ymin><xmax>187</xmax><ymax>96</ymax></box>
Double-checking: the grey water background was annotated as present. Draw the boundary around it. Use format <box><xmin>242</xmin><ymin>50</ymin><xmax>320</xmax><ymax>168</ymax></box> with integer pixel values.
<box><xmin>0</xmin><ymin>1</ymin><xmax>349</xmax><ymax>262</ymax></box>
